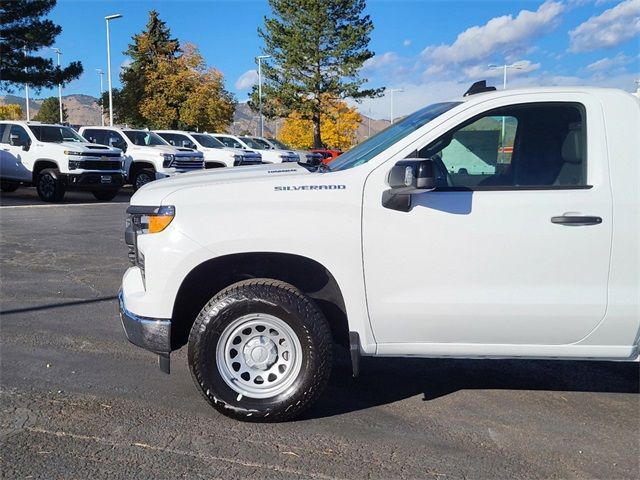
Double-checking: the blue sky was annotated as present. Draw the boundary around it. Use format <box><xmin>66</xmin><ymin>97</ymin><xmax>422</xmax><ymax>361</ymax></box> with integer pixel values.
<box><xmin>32</xmin><ymin>0</ymin><xmax>640</xmax><ymax>119</ymax></box>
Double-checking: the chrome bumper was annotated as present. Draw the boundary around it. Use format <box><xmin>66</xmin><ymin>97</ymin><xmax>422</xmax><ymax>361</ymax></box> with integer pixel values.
<box><xmin>118</xmin><ymin>289</ymin><xmax>171</xmax><ymax>357</ymax></box>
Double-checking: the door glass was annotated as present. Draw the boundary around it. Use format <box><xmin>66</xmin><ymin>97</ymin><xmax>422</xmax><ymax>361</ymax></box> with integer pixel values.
<box><xmin>419</xmin><ymin>103</ymin><xmax>586</xmax><ymax>188</ymax></box>
<box><xmin>9</xmin><ymin>125</ymin><xmax>30</xmax><ymax>147</ymax></box>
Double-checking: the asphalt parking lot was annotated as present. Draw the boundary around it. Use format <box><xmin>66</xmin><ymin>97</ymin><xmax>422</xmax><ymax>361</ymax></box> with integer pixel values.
<box><xmin>1</xmin><ymin>187</ymin><xmax>639</xmax><ymax>479</ymax></box>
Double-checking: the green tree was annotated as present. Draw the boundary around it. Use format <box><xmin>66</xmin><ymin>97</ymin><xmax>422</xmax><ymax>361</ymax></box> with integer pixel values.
<box><xmin>116</xmin><ymin>10</ymin><xmax>180</xmax><ymax>126</ymax></box>
<box><xmin>33</xmin><ymin>96</ymin><xmax>67</xmax><ymax>123</ymax></box>
<box><xmin>252</xmin><ymin>0</ymin><xmax>382</xmax><ymax>148</ymax></box>
<box><xmin>0</xmin><ymin>0</ymin><xmax>83</xmax><ymax>91</ymax></box>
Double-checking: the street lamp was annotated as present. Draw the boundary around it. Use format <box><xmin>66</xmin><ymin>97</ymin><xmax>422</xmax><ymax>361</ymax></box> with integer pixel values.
<box><xmin>256</xmin><ymin>54</ymin><xmax>271</xmax><ymax>137</ymax></box>
<box><xmin>52</xmin><ymin>48</ymin><xmax>63</xmax><ymax>123</ymax></box>
<box><xmin>389</xmin><ymin>88</ymin><xmax>403</xmax><ymax>124</ymax></box>
<box><xmin>487</xmin><ymin>62</ymin><xmax>525</xmax><ymax>90</ymax></box>
<box><xmin>23</xmin><ymin>46</ymin><xmax>30</xmax><ymax>121</ymax></box>
<box><xmin>488</xmin><ymin>62</ymin><xmax>525</xmax><ymax>162</ymax></box>
<box><xmin>105</xmin><ymin>13</ymin><xmax>123</xmax><ymax>126</ymax></box>
<box><xmin>96</xmin><ymin>69</ymin><xmax>105</xmax><ymax>126</ymax></box>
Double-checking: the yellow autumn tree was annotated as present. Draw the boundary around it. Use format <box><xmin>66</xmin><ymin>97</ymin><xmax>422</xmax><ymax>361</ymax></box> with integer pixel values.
<box><xmin>0</xmin><ymin>104</ymin><xmax>23</xmax><ymax>120</ymax></box>
<box><xmin>278</xmin><ymin>99</ymin><xmax>362</xmax><ymax>150</ymax></box>
<box><xmin>140</xmin><ymin>43</ymin><xmax>235</xmax><ymax>130</ymax></box>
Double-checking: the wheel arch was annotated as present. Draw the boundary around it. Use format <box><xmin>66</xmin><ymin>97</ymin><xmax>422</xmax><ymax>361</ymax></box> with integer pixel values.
<box><xmin>171</xmin><ymin>252</ymin><xmax>349</xmax><ymax>351</ymax></box>
<box><xmin>32</xmin><ymin>159</ymin><xmax>59</xmax><ymax>182</ymax></box>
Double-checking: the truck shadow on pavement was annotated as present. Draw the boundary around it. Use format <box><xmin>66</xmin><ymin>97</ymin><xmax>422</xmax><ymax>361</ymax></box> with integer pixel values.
<box><xmin>301</xmin><ymin>350</ymin><xmax>640</xmax><ymax>420</ymax></box>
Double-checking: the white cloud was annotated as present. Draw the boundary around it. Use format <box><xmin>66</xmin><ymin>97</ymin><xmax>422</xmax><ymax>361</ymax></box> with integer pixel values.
<box><xmin>362</xmin><ymin>52</ymin><xmax>399</xmax><ymax>72</ymax></box>
<box><xmin>403</xmin><ymin>39</ymin><xmax>412</xmax><ymax>47</ymax></box>
<box><xmin>569</xmin><ymin>0</ymin><xmax>640</xmax><ymax>52</ymax></box>
<box><xmin>462</xmin><ymin>60</ymin><xmax>541</xmax><ymax>80</ymax></box>
<box><xmin>234</xmin><ymin>69</ymin><xmax>258</xmax><ymax>90</ymax></box>
<box><xmin>586</xmin><ymin>52</ymin><xmax>634</xmax><ymax>71</ymax></box>
<box><xmin>422</xmin><ymin>1</ymin><xmax>564</xmax><ymax>66</ymax></box>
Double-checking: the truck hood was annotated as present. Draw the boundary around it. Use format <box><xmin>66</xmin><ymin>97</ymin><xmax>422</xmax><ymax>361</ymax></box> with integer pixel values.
<box><xmin>131</xmin><ymin>162</ymin><xmax>311</xmax><ymax>205</ymax></box>
<box><xmin>129</xmin><ymin>144</ymin><xmax>202</xmax><ymax>157</ymax></box>
<box><xmin>50</xmin><ymin>141</ymin><xmax>121</xmax><ymax>154</ymax></box>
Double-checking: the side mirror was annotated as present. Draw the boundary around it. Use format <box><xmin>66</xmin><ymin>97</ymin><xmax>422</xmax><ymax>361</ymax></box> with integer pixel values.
<box><xmin>10</xmin><ymin>134</ymin><xmax>22</xmax><ymax>147</ymax></box>
<box><xmin>383</xmin><ymin>159</ymin><xmax>436</xmax><ymax>212</ymax></box>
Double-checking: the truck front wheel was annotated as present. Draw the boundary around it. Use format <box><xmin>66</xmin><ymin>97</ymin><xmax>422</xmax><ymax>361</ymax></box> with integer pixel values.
<box><xmin>188</xmin><ymin>279</ymin><xmax>332</xmax><ymax>422</ymax></box>
<box><xmin>36</xmin><ymin>169</ymin><xmax>65</xmax><ymax>202</ymax></box>
<box><xmin>133</xmin><ymin>168</ymin><xmax>155</xmax><ymax>190</ymax></box>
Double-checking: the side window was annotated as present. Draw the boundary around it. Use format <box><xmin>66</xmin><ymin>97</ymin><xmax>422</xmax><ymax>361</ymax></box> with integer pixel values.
<box><xmin>0</xmin><ymin>124</ymin><xmax>7</xmax><ymax>143</ymax></box>
<box><xmin>9</xmin><ymin>125</ymin><xmax>30</xmax><ymax>147</ymax></box>
<box><xmin>217</xmin><ymin>137</ymin><xmax>234</xmax><ymax>148</ymax></box>
<box><xmin>108</xmin><ymin>132</ymin><xmax>127</xmax><ymax>151</ymax></box>
<box><xmin>420</xmin><ymin>103</ymin><xmax>586</xmax><ymax>188</ymax></box>
<box><xmin>157</xmin><ymin>133</ymin><xmax>177</xmax><ymax>146</ymax></box>
<box><xmin>83</xmin><ymin>129</ymin><xmax>106</xmax><ymax>145</ymax></box>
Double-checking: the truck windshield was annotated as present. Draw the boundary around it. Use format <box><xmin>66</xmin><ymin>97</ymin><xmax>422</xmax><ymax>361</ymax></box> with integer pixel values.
<box><xmin>28</xmin><ymin>125</ymin><xmax>85</xmax><ymax>143</ymax></box>
<box><xmin>123</xmin><ymin>130</ymin><xmax>168</xmax><ymax>146</ymax></box>
<box><xmin>192</xmin><ymin>134</ymin><xmax>225</xmax><ymax>148</ymax></box>
<box><xmin>268</xmin><ymin>138</ymin><xmax>290</xmax><ymax>149</ymax></box>
<box><xmin>240</xmin><ymin>137</ymin><xmax>268</xmax><ymax>149</ymax></box>
<box><xmin>327</xmin><ymin>101</ymin><xmax>461</xmax><ymax>172</ymax></box>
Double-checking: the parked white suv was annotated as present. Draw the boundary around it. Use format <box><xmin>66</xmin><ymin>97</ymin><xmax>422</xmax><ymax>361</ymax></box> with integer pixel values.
<box><xmin>119</xmin><ymin>84</ymin><xmax>640</xmax><ymax>422</ymax></box>
<box><xmin>154</xmin><ymin>130</ymin><xmax>262</xmax><ymax>168</ymax></box>
<box><xmin>0</xmin><ymin>121</ymin><xmax>125</xmax><ymax>202</ymax></box>
<box><xmin>213</xmin><ymin>134</ymin><xmax>298</xmax><ymax>163</ymax></box>
<box><xmin>79</xmin><ymin>126</ymin><xmax>204</xmax><ymax>189</ymax></box>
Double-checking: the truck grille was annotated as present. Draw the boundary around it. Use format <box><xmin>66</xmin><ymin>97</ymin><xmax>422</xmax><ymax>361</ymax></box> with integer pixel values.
<box><xmin>78</xmin><ymin>160</ymin><xmax>122</xmax><ymax>170</ymax></box>
<box><xmin>173</xmin><ymin>156</ymin><xmax>204</xmax><ymax>170</ymax></box>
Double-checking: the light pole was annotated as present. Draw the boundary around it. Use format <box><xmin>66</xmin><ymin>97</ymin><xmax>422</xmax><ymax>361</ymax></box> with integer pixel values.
<box><xmin>23</xmin><ymin>46</ymin><xmax>30</xmax><ymax>121</ymax></box>
<box><xmin>488</xmin><ymin>63</ymin><xmax>524</xmax><ymax>162</ymax></box>
<box><xmin>256</xmin><ymin>55</ymin><xmax>271</xmax><ymax>137</ymax></box>
<box><xmin>96</xmin><ymin>69</ymin><xmax>105</xmax><ymax>126</ymax></box>
<box><xmin>389</xmin><ymin>88</ymin><xmax>403</xmax><ymax>124</ymax></box>
<box><xmin>105</xmin><ymin>13</ymin><xmax>123</xmax><ymax>126</ymax></box>
<box><xmin>52</xmin><ymin>48</ymin><xmax>63</xmax><ymax>123</ymax></box>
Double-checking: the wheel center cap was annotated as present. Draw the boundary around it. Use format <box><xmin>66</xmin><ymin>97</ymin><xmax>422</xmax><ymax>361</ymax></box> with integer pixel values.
<box><xmin>243</xmin><ymin>336</ymin><xmax>277</xmax><ymax>370</ymax></box>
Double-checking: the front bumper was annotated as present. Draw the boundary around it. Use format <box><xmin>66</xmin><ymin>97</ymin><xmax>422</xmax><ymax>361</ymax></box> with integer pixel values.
<box><xmin>66</xmin><ymin>172</ymin><xmax>125</xmax><ymax>190</ymax></box>
<box><xmin>118</xmin><ymin>289</ymin><xmax>171</xmax><ymax>355</ymax></box>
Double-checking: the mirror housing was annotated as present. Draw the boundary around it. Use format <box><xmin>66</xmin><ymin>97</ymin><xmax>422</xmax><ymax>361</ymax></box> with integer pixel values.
<box><xmin>383</xmin><ymin>159</ymin><xmax>437</xmax><ymax>212</ymax></box>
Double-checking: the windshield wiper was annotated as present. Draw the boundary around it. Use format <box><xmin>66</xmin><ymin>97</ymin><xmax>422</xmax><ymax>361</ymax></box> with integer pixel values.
<box><xmin>297</xmin><ymin>161</ymin><xmax>329</xmax><ymax>173</ymax></box>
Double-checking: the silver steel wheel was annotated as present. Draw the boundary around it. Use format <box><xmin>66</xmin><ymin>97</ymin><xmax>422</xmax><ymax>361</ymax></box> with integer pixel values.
<box><xmin>216</xmin><ymin>313</ymin><xmax>303</xmax><ymax>399</ymax></box>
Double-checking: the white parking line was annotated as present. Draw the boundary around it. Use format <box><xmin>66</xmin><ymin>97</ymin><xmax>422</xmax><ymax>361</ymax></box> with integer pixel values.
<box><xmin>0</xmin><ymin>202</ymin><xmax>129</xmax><ymax>209</ymax></box>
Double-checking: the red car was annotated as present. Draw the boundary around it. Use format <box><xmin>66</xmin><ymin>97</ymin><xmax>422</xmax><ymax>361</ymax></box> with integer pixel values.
<box><xmin>310</xmin><ymin>149</ymin><xmax>343</xmax><ymax>164</ymax></box>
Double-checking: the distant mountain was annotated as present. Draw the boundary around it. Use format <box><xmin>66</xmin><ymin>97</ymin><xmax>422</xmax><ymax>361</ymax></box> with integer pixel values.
<box><xmin>1</xmin><ymin>94</ymin><xmax>387</xmax><ymax>145</ymax></box>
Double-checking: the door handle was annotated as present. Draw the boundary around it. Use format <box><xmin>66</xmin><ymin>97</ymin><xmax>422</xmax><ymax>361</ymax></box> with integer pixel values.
<box><xmin>551</xmin><ymin>215</ymin><xmax>602</xmax><ymax>226</ymax></box>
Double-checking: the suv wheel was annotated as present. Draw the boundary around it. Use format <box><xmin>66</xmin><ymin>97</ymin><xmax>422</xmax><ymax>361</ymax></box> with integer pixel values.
<box><xmin>92</xmin><ymin>189</ymin><xmax>119</xmax><ymax>201</ymax></box>
<box><xmin>0</xmin><ymin>182</ymin><xmax>19</xmax><ymax>193</ymax></box>
<box><xmin>133</xmin><ymin>169</ymin><xmax>155</xmax><ymax>190</ymax></box>
<box><xmin>188</xmin><ymin>279</ymin><xmax>332</xmax><ymax>422</ymax></box>
<box><xmin>36</xmin><ymin>169</ymin><xmax>65</xmax><ymax>202</ymax></box>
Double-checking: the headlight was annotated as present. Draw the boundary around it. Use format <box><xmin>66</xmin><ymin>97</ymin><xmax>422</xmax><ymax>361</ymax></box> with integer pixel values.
<box><xmin>127</xmin><ymin>205</ymin><xmax>175</xmax><ymax>235</ymax></box>
<box><xmin>161</xmin><ymin>153</ymin><xmax>175</xmax><ymax>168</ymax></box>
<box><xmin>68</xmin><ymin>160</ymin><xmax>81</xmax><ymax>170</ymax></box>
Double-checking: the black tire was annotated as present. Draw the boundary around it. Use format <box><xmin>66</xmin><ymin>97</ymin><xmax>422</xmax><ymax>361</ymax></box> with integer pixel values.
<box><xmin>133</xmin><ymin>168</ymin><xmax>155</xmax><ymax>191</ymax></box>
<box><xmin>188</xmin><ymin>279</ymin><xmax>332</xmax><ymax>422</ymax></box>
<box><xmin>36</xmin><ymin>169</ymin><xmax>65</xmax><ymax>202</ymax></box>
<box><xmin>92</xmin><ymin>189</ymin><xmax>119</xmax><ymax>201</ymax></box>
<box><xmin>0</xmin><ymin>182</ymin><xmax>19</xmax><ymax>193</ymax></box>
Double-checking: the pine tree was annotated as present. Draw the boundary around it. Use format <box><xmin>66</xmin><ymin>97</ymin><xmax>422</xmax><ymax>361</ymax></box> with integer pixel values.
<box><xmin>253</xmin><ymin>0</ymin><xmax>382</xmax><ymax>148</ymax></box>
<box><xmin>116</xmin><ymin>10</ymin><xmax>180</xmax><ymax>126</ymax></box>
<box><xmin>33</xmin><ymin>96</ymin><xmax>67</xmax><ymax>123</ymax></box>
<box><xmin>0</xmin><ymin>0</ymin><xmax>83</xmax><ymax>90</ymax></box>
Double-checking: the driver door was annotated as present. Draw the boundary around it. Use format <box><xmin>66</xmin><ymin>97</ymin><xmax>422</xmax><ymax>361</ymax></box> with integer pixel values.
<box><xmin>362</xmin><ymin>96</ymin><xmax>612</xmax><ymax>350</ymax></box>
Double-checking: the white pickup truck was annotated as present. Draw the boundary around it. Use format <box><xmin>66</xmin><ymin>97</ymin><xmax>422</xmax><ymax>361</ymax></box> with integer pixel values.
<box><xmin>154</xmin><ymin>130</ymin><xmax>262</xmax><ymax>168</ymax></box>
<box><xmin>79</xmin><ymin>126</ymin><xmax>204</xmax><ymax>189</ymax></box>
<box><xmin>213</xmin><ymin>133</ymin><xmax>299</xmax><ymax>163</ymax></box>
<box><xmin>0</xmin><ymin>121</ymin><xmax>125</xmax><ymax>202</ymax></box>
<box><xmin>119</xmin><ymin>85</ymin><xmax>639</xmax><ymax>422</ymax></box>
